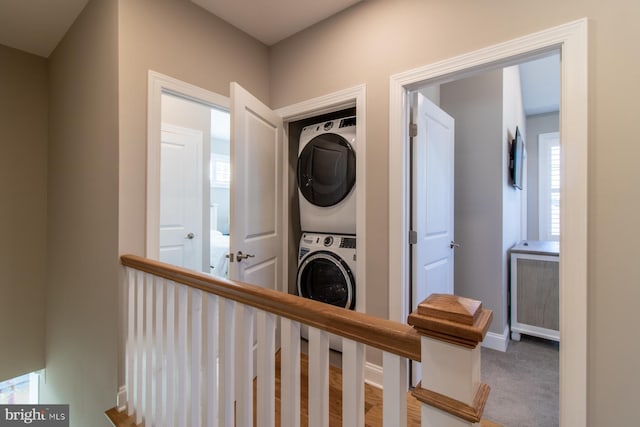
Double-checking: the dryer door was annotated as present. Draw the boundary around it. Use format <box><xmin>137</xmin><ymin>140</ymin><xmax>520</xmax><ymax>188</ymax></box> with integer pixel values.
<box><xmin>297</xmin><ymin>134</ymin><xmax>356</xmax><ymax>207</ymax></box>
<box><xmin>297</xmin><ymin>251</ymin><xmax>355</xmax><ymax>309</ymax></box>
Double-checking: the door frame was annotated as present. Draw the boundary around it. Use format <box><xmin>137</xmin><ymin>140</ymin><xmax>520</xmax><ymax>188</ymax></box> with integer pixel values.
<box><xmin>388</xmin><ymin>19</ymin><xmax>588</xmax><ymax>425</ymax></box>
<box><xmin>276</xmin><ymin>84</ymin><xmax>367</xmax><ymax>310</ymax></box>
<box><xmin>146</xmin><ymin>70</ymin><xmax>229</xmax><ymax>262</ymax></box>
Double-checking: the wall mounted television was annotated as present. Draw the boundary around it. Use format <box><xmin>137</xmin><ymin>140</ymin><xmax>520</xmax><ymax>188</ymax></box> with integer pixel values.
<box><xmin>510</xmin><ymin>126</ymin><xmax>525</xmax><ymax>189</ymax></box>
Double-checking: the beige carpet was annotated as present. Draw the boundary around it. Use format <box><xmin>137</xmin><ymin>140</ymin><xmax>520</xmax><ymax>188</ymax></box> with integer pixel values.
<box><xmin>481</xmin><ymin>335</ymin><xmax>559</xmax><ymax>426</ymax></box>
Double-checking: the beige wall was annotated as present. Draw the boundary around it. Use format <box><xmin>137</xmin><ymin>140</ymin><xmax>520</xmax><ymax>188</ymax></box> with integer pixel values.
<box><xmin>41</xmin><ymin>0</ymin><xmax>119</xmax><ymax>426</ymax></box>
<box><xmin>441</xmin><ymin>70</ymin><xmax>505</xmax><ymax>335</ymax></box>
<box><xmin>269</xmin><ymin>0</ymin><xmax>640</xmax><ymax>424</ymax></box>
<box><xmin>116</xmin><ymin>0</ymin><xmax>270</xmax><ymax>386</ymax></box>
<box><xmin>501</xmin><ymin>65</ymin><xmax>526</xmax><ymax>336</ymax></box>
<box><xmin>117</xmin><ymin>0</ymin><xmax>270</xmax><ymax>258</ymax></box>
<box><xmin>0</xmin><ymin>44</ymin><xmax>47</xmax><ymax>382</ymax></box>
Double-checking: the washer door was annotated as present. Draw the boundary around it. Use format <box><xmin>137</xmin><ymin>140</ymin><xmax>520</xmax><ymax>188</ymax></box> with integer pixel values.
<box><xmin>297</xmin><ymin>134</ymin><xmax>355</xmax><ymax>207</ymax></box>
<box><xmin>297</xmin><ymin>251</ymin><xmax>355</xmax><ymax>310</ymax></box>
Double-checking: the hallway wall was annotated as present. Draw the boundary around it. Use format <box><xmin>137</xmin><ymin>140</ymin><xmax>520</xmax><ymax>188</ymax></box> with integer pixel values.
<box><xmin>42</xmin><ymin>0</ymin><xmax>119</xmax><ymax>426</ymax></box>
<box><xmin>0</xmin><ymin>44</ymin><xmax>48</xmax><ymax>382</ymax></box>
<box><xmin>268</xmin><ymin>1</ymin><xmax>640</xmax><ymax>424</ymax></box>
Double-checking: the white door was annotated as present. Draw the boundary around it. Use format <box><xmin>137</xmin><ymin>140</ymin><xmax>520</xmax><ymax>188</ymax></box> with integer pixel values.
<box><xmin>159</xmin><ymin>124</ymin><xmax>204</xmax><ymax>271</ymax></box>
<box><xmin>229</xmin><ymin>82</ymin><xmax>284</xmax><ymax>288</ymax></box>
<box><xmin>229</xmin><ymin>83</ymin><xmax>283</xmax><ymax>422</ymax></box>
<box><xmin>411</xmin><ymin>93</ymin><xmax>455</xmax><ymax>384</ymax></box>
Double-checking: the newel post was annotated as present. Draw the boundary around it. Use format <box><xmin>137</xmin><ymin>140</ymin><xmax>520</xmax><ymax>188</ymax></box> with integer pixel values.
<box><xmin>408</xmin><ymin>294</ymin><xmax>493</xmax><ymax>426</ymax></box>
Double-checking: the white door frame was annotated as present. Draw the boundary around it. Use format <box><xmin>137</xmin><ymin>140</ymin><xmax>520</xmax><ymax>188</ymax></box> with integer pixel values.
<box><xmin>147</xmin><ymin>70</ymin><xmax>229</xmax><ymax>260</ymax></box>
<box><xmin>388</xmin><ymin>19</ymin><xmax>588</xmax><ymax>426</ymax></box>
<box><xmin>276</xmin><ymin>84</ymin><xmax>367</xmax><ymax>310</ymax></box>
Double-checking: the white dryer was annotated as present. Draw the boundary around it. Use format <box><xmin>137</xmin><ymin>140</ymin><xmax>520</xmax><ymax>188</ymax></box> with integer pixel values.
<box><xmin>297</xmin><ymin>116</ymin><xmax>356</xmax><ymax>234</ymax></box>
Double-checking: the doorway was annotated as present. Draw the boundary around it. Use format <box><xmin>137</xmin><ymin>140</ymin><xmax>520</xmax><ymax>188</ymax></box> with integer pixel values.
<box><xmin>146</xmin><ymin>71</ymin><xmax>231</xmax><ymax>277</ymax></box>
<box><xmin>407</xmin><ymin>56</ymin><xmax>561</xmax><ymax>423</ymax></box>
<box><xmin>157</xmin><ymin>92</ymin><xmax>231</xmax><ymax>277</ymax></box>
<box><xmin>389</xmin><ymin>19</ymin><xmax>588</xmax><ymax>425</ymax></box>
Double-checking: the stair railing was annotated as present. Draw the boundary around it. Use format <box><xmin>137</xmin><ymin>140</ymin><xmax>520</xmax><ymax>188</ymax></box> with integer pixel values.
<box><xmin>115</xmin><ymin>254</ymin><xmax>492</xmax><ymax>427</ymax></box>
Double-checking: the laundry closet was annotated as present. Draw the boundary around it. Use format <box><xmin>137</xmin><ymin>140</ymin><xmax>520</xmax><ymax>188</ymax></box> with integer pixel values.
<box><xmin>285</xmin><ymin>107</ymin><xmax>361</xmax><ymax>330</ymax></box>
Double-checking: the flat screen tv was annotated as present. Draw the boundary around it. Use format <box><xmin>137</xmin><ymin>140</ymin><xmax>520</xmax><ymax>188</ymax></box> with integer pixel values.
<box><xmin>510</xmin><ymin>127</ymin><xmax>525</xmax><ymax>189</ymax></box>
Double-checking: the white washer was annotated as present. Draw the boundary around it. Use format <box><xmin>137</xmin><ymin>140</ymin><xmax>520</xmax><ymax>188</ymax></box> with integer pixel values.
<box><xmin>297</xmin><ymin>232</ymin><xmax>356</xmax><ymax>309</ymax></box>
<box><xmin>298</xmin><ymin>116</ymin><xmax>356</xmax><ymax>234</ymax></box>
<box><xmin>297</xmin><ymin>232</ymin><xmax>357</xmax><ymax>351</ymax></box>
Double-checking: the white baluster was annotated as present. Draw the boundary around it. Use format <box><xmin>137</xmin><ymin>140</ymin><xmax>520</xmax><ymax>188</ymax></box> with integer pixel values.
<box><xmin>237</xmin><ymin>304</ymin><xmax>255</xmax><ymax>427</ymax></box>
<box><xmin>383</xmin><ymin>352</ymin><xmax>407</xmax><ymax>427</ymax></box>
<box><xmin>154</xmin><ymin>277</ymin><xmax>165</xmax><ymax>427</ymax></box>
<box><xmin>176</xmin><ymin>285</ymin><xmax>189</xmax><ymax>426</ymax></box>
<box><xmin>165</xmin><ymin>281</ymin><xmax>176</xmax><ymax>426</ymax></box>
<box><xmin>191</xmin><ymin>289</ymin><xmax>203</xmax><ymax>427</ymax></box>
<box><xmin>280</xmin><ymin>319</ymin><xmax>300</xmax><ymax>427</ymax></box>
<box><xmin>257</xmin><ymin>311</ymin><xmax>276</xmax><ymax>427</ymax></box>
<box><xmin>125</xmin><ymin>267</ymin><xmax>135</xmax><ymax>417</ymax></box>
<box><xmin>342</xmin><ymin>339</ymin><xmax>365</xmax><ymax>427</ymax></box>
<box><xmin>205</xmin><ymin>294</ymin><xmax>219</xmax><ymax>427</ymax></box>
<box><xmin>308</xmin><ymin>327</ymin><xmax>329</xmax><ymax>427</ymax></box>
<box><xmin>145</xmin><ymin>273</ymin><xmax>154</xmax><ymax>426</ymax></box>
<box><xmin>219</xmin><ymin>299</ymin><xmax>236</xmax><ymax>426</ymax></box>
<box><xmin>135</xmin><ymin>271</ymin><xmax>144</xmax><ymax>425</ymax></box>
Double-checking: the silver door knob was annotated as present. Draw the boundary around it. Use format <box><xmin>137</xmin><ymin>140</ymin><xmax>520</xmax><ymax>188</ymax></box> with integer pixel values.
<box><xmin>236</xmin><ymin>251</ymin><xmax>255</xmax><ymax>262</ymax></box>
<box><xmin>186</xmin><ymin>233</ymin><xmax>195</xmax><ymax>239</ymax></box>
<box><xmin>450</xmin><ymin>241</ymin><xmax>460</xmax><ymax>249</ymax></box>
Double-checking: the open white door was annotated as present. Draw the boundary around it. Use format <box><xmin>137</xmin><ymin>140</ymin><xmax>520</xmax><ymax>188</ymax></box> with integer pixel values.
<box><xmin>229</xmin><ymin>82</ymin><xmax>284</xmax><ymax>288</ymax></box>
<box><xmin>411</xmin><ymin>92</ymin><xmax>455</xmax><ymax>385</ymax></box>
<box><xmin>159</xmin><ymin>124</ymin><xmax>203</xmax><ymax>271</ymax></box>
<box><xmin>229</xmin><ymin>82</ymin><xmax>284</xmax><ymax>425</ymax></box>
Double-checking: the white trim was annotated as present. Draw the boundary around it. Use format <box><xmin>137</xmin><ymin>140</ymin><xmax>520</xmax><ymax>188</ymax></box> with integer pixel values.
<box><xmin>117</xmin><ymin>385</ymin><xmax>127</xmax><ymax>412</ymax></box>
<box><xmin>364</xmin><ymin>362</ymin><xmax>384</xmax><ymax>389</ymax></box>
<box><xmin>146</xmin><ymin>70</ymin><xmax>229</xmax><ymax>259</ymax></box>
<box><xmin>481</xmin><ymin>325</ymin><xmax>510</xmax><ymax>353</ymax></box>
<box><xmin>275</xmin><ymin>84</ymin><xmax>367</xmax><ymax>313</ymax></box>
<box><xmin>389</xmin><ymin>19</ymin><xmax>588</xmax><ymax>426</ymax></box>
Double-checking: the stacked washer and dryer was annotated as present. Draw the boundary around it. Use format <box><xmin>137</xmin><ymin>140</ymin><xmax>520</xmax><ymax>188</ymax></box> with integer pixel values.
<box><xmin>296</xmin><ymin>116</ymin><xmax>358</xmax><ymax>334</ymax></box>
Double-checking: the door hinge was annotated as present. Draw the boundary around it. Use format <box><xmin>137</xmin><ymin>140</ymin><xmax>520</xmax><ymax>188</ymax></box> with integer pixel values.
<box><xmin>409</xmin><ymin>230</ymin><xmax>418</xmax><ymax>245</ymax></box>
<box><xmin>409</xmin><ymin>123</ymin><xmax>417</xmax><ymax>138</ymax></box>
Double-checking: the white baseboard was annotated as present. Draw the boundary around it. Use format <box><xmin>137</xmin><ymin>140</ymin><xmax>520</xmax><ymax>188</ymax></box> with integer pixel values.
<box><xmin>116</xmin><ymin>386</ymin><xmax>127</xmax><ymax>412</ymax></box>
<box><xmin>364</xmin><ymin>362</ymin><xmax>383</xmax><ymax>389</ymax></box>
<box><xmin>481</xmin><ymin>325</ymin><xmax>510</xmax><ymax>352</ymax></box>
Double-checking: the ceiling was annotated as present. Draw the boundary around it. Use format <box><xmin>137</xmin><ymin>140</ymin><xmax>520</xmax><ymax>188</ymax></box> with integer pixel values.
<box><xmin>0</xmin><ymin>0</ymin><xmax>557</xmax><ymax>116</ymax></box>
<box><xmin>191</xmin><ymin>0</ymin><xmax>361</xmax><ymax>46</ymax></box>
<box><xmin>0</xmin><ymin>0</ymin><xmax>90</xmax><ymax>57</ymax></box>
<box><xmin>0</xmin><ymin>0</ymin><xmax>359</xmax><ymax>58</ymax></box>
<box><xmin>519</xmin><ymin>53</ymin><xmax>560</xmax><ymax>116</ymax></box>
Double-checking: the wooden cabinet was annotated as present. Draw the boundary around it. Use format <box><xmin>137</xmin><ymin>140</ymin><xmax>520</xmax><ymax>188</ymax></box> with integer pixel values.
<box><xmin>510</xmin><ymin>240</ymin><xmax>560</xmax><ymax>342</ymax></box>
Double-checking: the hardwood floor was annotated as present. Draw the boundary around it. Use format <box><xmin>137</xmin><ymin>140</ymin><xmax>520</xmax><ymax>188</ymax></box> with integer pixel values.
<box><xmin>268</xmin><ymin>351</ymin><xmax>501</xmax><ymax>427</ymax></box>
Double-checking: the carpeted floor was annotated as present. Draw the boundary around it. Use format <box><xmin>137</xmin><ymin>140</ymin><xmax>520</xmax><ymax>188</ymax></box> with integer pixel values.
<box><xmin>482</xmin><ymin>336</ymin><xmax>559</xmax><ymax>427</ymax></box>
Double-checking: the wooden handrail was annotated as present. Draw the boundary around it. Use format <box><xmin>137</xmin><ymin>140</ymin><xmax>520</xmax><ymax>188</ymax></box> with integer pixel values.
<box><xmin>121</xmin><ymin>254</ymin><xmax>421</xmax><ymax>362</ymax></box>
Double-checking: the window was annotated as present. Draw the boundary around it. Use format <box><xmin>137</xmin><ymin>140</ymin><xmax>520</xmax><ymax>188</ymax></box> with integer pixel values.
<box><xmin>539</xmin><ymin>132</ymin><xmax>560</xmax><ymax>241</ymax></box>
<box><xmin>0</xmin><ymin>372</ymin><xmax>40</xmax><ymax>404</ymax></box>
<box><xmin>210</xmin><ymin>153</ymin><xmax>230</xmax><ymax>188</ymax></box>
